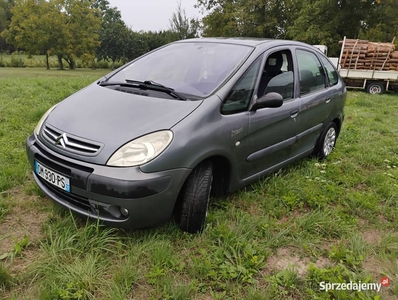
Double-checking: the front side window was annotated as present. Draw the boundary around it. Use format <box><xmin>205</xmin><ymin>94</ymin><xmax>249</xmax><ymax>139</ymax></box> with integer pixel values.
<box><xmin>110</xmin><ymin>43</ymin><xmax>252</xmax><ymax>98</ymax></box>
<box><xmin>221</xmin><ymin>56</ymin><xmax>262</xmax><ymax>114</ymax></box>
<box><xmin>296</xmin><ymin>49</ymin><xmax>326</xmax><ymax>96</ymax></box>
<box><xmin>258</xmin><ymin>50</ymin><xmax>294</xmax><ymax>101</ymax></box>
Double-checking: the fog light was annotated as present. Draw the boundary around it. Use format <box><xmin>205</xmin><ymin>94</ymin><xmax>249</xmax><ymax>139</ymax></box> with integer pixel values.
<box><xmin>120</xmin><ymin>207</ymin><xmax>129</xmax><ymax>217</ymax></box>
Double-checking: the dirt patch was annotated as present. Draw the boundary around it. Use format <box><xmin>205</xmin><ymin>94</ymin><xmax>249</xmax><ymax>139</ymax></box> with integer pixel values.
<box><xmin>277</xmin><ymin>209</ymin><xmax>307</xmax><ymax>224</ymax></box>
<box><xmin>246</xmin><ymin>203</ymin><xmax>264</xmax><ymax>216</ymax></box>
<box><xmin>354</xmin><ymin>183</ymin><xmax>368</xmax><ymax>191</ymax></box>
<box><xmin>128</xmin><ymin>279</ymin><xmax>154</xmax><ymax>300</ymax></box>
<box><xmin>363</xmin><ymin>257</ymin><xmax>397</xmax><ymax>300</ymax></box>
<box><xmin>362</xmin><ymin>229</ymin><xmax>382</xmax><ymax>245</ymax></box>
<box><xmin>357</xmin><ymin>218</ymin><xmax>368</xmax><ymax>226</ymax></box>
<box><xmin>0</xmin><ymin>187</ymin><xmax>48</xmax><ymax>272</ymax></box>
<box><xmin>362</xmin><ymin>257</ymin><xmax>381</xmax><ymax>278</ymax></box>
<box><xmin>378</xmin><ymin>214</ymin><xmax>389</xmax><ymax>224</ymax></box>
<box><xmin>265</xmin><ymin>247</ymin><xmax>332</xmax><ymax>277</ymax></box>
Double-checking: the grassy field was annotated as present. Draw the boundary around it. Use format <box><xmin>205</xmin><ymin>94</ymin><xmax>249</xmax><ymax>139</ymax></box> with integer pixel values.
<box><xmin>0</xmin><ymin>67</ymin><xmax>398</xmax><ymax>299</ymax></box>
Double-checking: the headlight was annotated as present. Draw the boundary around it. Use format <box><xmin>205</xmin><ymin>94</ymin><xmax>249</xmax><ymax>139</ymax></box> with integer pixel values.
<box><xmin>107</xmin><ymin>130</ymin><xmax>173</xmax><ymax>167</ymax></box>
<box><xmin>34</xmin><ymin>105</ymin><xmax>57</xmax><ymax>136</ymax></box>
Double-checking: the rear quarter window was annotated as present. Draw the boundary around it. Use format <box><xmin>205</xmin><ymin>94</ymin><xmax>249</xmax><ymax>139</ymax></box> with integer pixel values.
<box><xmin>319</xmin><ymin>56</ymin><xmax>339</xmax><ymax>86</ymax></box>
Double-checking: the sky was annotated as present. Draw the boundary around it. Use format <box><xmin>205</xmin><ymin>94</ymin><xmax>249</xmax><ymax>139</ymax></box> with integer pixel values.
<box><xmin>107</xmin><ymin>0</ymin><xmax>202</xmax><ymax>32</ymax></box>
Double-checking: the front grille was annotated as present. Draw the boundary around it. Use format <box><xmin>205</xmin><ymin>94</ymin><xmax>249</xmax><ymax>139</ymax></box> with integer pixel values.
<box><xmin>35</xmin><ymin>149</ymin><xmax>94</xmax><ymax>175</ymax></box>
<box><xmin>42</xmin><ymin>124</ymin><xmax>103</xmax><ymax>156</ymax></box>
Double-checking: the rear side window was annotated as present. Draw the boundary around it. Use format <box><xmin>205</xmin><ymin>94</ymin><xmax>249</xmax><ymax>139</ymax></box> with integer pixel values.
<box><xmin>296</xmin><ymin>50</ymin><xmax>326</xmax><ymax>96</ymax></box>
<box><xmin>319</xmin><ymin>56</ymin><xmax>339</xmax><ymax>86</ymax></box>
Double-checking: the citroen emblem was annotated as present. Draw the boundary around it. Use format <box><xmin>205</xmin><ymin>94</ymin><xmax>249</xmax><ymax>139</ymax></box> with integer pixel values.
<box><xmin>55</xmin><ymin>133</ymin><xmax>68</xmax><ymax>149</ymax></box>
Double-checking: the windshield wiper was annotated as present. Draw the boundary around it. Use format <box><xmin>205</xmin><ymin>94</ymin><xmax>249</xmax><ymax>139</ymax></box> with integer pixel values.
<box><xmin>125</xmin><ymin>79</ymin><xmax>187</xmax><ymax>100</ymax></box>
<box><xmin>99</xmin><ymin>81</ymin><xmax>138</xmax><ymax>87</ymax></box>
<box><xmin>99</xmin><ymin>80</ymin><xmax>186</xmax><ymax>100</ymax></box>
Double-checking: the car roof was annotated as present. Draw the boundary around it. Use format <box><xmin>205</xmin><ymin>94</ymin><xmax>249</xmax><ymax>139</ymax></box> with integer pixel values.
<box><xmin>175</xmin><ymin>37</ymin><xmax>312</xmax><ymax>49</ymax></box>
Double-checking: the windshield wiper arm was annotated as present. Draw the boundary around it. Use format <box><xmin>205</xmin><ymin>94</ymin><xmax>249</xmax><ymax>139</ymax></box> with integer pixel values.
<box><xmin>125</xmin><ymin>79</ymin><xmax>187</xmax><ymax>100</ymax></box>
<box><xmin>99</xmin><ymin>81</ymin><xmax>139</xmax><ymax>87</ymax></box>
<box><xmin>99</xmin><ymin>80</ymin><xmax>187</xmax><ymax>100</ymax></box>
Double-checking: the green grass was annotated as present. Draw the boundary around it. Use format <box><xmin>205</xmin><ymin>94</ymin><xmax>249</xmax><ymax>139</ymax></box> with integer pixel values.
<box><xmin>0</xmin><ymin>68</ymin><xmax>398</xmax><ymax>299</ymax></box>
<box><xmin>0</xmin><ymin>68</ymin><xmax>108</xmax><ymax>192</ymax></box>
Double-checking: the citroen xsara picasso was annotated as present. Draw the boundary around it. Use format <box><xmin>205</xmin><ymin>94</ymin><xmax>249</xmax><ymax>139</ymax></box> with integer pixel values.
<box><xmin>26</xmin><ymin>38</ymin><xmax>346</xmax><ymax>233</ymax></box>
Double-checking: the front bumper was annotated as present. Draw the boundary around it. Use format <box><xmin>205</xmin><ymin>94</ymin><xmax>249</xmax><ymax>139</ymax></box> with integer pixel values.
<box><xmin>26</xmin><ymin>134</ymin><xmax>191</xmax><ymax>229</ymax></box>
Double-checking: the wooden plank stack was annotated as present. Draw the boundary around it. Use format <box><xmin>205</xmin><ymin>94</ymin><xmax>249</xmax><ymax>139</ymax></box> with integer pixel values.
<box><xmin>339</xmin><ymin>38</ymin><xmax>398</xmax><ymax>71</ymax></box>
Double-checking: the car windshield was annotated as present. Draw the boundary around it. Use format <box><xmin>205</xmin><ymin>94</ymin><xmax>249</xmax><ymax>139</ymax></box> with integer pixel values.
<box><xmin>109</xmin><ymin>42</ymin><xmax>253</xmax><ymax>97</ymax></box>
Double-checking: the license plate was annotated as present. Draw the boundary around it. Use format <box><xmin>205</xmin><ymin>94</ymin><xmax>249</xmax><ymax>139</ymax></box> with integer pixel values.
<box><xmin>35</xmin><ymin>161</ymin><xmax>70</xmax><ymax>193</ymax></box>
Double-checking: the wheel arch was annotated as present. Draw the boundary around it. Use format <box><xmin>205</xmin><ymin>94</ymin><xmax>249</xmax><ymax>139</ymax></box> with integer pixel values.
<box><xmin>173</xmin><ymin>154</ymin><xmax>233</xmax><ymax>214</ymax></box>
<box><xmin>209</xmin><ymin>155</ymin><xmax>232</xmax><ymax>197</ymax></box>
<box><xmin>332</xmin><ymin>117</ymin><xmax>342</xmax><ymax>137</ymax></box>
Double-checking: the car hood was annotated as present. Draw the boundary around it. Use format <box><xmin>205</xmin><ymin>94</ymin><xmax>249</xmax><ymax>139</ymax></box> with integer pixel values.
<box><xmin>44</xmin><ymin>83</ymin><xmax>202</xmax><ymax>164</ymax></box>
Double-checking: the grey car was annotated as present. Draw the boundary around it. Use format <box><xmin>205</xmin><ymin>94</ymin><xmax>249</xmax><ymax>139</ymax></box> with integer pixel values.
<box><xmin>26</xmin><ymin>38</ymin><xmax>346</xmax><ymax>233</ymax></box>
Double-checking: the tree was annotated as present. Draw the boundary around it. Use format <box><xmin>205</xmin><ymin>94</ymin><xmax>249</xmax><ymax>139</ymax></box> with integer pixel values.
<box><xmin>169</xmin><ymin>1</ymin><xmax>200</xmax><ymax>40</ymax></box>
<box><xmin>125</xmin><ymin>30</ymin><xmax>148</xmax><ymax>60</ymax></box>
<box><xmin>359</xmin><ymin>0</ymin><xmax>398</xmax><ymax>45</ymax></box>
<box><xmin>95</xmin><ymin>2</ymin><xmax>130</xmax><ymax>69</ymax></box>
<box><xmin>124</xmin><ymin>30</ymin><xmax>175</xmax><ymax>61</ymax></box>
<box><xmin>196</xmin><ymin>0</ymin><xmax>298</xmax><ymax>38</ymax></box>
<box><xmin>288</xmin><ymin>0</ymin><xmax>377</xmax><ymax>56</ymax></box>
<box><xmin>0</xmin><ymin>0</ymin><xmax>14</xmax><ymax>52</ymax></box>
<box><xmin>2</xmin><ymin>0</ymin><xmax>63</xmax><ymax>69</ymax></box>
<box><xmin>3</xmin><ymin>0</ymin><xmax>100</xmax><ymax>69</ymax></box>
<box><xmin>196</xmin><ymin>0</ymin><xmax>398</xmax><ymax>57</ymax></box>
<box><xmin>53</xmin><ymin>0</ymin><xmax>101</xmax><ymax>69</ymax></box>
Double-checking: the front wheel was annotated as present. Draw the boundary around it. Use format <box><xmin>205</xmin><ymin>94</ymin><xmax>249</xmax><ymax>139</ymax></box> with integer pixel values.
<box><xmin>176</xmin><ymin>161</ymin><xmax>213</xmax><ymax>233</ymax></box>
<box><xmin>313</xmin><ymin>123</ymin><xmax>337</xmax><ymax>160</ymax></box>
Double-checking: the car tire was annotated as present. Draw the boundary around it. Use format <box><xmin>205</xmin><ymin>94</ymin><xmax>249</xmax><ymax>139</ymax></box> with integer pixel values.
<box><xmin>176</xmin><ymin>160</ymin><xmax>213</xmax><ymax>234</ymax></box>
<box><xmin>313</xmin><ymin>122</ymin><xmax>337</xmax><ymax>160</ymax></box>
<box><xmin>366</xmin><ymin>82</ymin><xmax>385</xmax><ymax>94</ymax></box>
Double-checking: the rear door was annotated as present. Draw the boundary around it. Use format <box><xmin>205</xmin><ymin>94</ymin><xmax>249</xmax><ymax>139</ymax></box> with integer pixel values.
<box><xmin>293</xmin><ymin>48</ymin><xmax>332</xmax><ymax>153</ymax></box>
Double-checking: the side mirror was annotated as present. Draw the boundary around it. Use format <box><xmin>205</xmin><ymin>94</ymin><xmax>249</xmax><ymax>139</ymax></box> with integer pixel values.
<box><xmin>252</xmin><ymin>92</ymin><xmax>283</xmax><ymax>110</ymax></box>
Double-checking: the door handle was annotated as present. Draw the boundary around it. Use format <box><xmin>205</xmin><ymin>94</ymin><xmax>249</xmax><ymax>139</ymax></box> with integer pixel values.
<box><xmin>290</xmin><ymin>109</ymin><xmax>299</xmax><ymax>118</ymax></box>
<box><xmin>325</xmin><ymin>98</ymin><xmax>331</xmax><ymax>104</ymax></box>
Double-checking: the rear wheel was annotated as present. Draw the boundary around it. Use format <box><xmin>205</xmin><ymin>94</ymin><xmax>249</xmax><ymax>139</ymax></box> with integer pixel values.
<box><xmin>366</xmin><ymin>82</ymin><xmax>385</xmax><ymax>94</ymax></box>
<box><xmin>313</xmin><ymin>122</ymin><xmax>337</xmax><ymax>160</ymax></box>
<box><xmin>176</xmin><ymin>161</ymin><xmax>213</xmax><ymax>233</ymax></box>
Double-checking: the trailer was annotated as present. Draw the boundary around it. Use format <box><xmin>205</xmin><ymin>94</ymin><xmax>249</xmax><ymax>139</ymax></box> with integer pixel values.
<box><xmin>337</xmin><ymin>36</ymin><xmax>398</xmax><ymax>94</ymax></box>
<box><xmin>339</xmin><ymin>69</ymin><xmax>398</xmax><ymax>94</ymax></box>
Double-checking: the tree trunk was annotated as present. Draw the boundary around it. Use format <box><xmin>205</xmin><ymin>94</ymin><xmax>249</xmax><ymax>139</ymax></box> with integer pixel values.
<box><xmin>45</xmin><ymin>53</ymin><xmax>50</xmax><ymax>70</ymax></box>
<box><xmin>68</xmin><ymin>60</ymin><xmax>75</xmax><ymax>69</ymax></box>
<box><xmin>111</xmin><ymin>59</ymin><xmax>115</xmax><ymax>70</ymax></box>
<box><xmin>57</xmin><ymin>54</ymin><xmax>64</xmax><ymax>70</ymax></box>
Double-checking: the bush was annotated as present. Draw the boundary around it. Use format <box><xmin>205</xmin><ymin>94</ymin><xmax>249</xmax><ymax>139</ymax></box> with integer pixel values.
<box><xmin>96</xmin><ymin>60</ymin><xmax>110</xmax><ymax>69</ymax></box>
<box><xmin>9</xmin><ymin>54</ymin><xmax>25</xmax><ymax>67</ymax></box>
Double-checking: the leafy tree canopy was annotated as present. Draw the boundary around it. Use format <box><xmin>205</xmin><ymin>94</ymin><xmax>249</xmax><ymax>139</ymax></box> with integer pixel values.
<box><xmin>196</xmin><ymin>0</ymin><xmax>398</xmax><ymax>56</ymax></box>
<box><xmin>3</xmin><ymin>0</ymin><xmax>100</xmax><ymax>69</ymax></box>
<box><xmin>0</xmin><ymin>0</ymin><xmax>15</xmax><ymax>52</ymax></box>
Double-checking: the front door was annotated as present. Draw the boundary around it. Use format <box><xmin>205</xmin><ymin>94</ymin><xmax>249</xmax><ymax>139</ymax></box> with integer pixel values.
<box><xmin>241</xmin><ymin>48</ymin><xmax>301</xmax><ymax>179</ymax></box>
